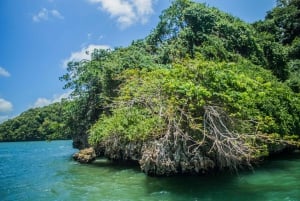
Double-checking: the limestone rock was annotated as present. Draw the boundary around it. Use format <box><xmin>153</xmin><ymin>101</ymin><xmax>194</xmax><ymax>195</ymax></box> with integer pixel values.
<box><xmin>73</xmin><ymin>147</ymin><xmax>96</xmax><ymax>163</ymax></box>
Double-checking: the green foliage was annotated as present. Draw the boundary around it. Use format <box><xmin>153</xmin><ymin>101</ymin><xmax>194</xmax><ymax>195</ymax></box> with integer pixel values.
<box><xmin>89</xmin><ymin>107</ymin><xmax>163</xmax><ymax>145</ymax></box>
<box><xmin>195</xmin><ymin>59</ymin><xmax>300</xmax><ymax>135</ymax></box>
<box><xmin>285</xmin><ymin>38</ymin><xmax>300</xmax><ymax>92</ymax></box>
<box><xmin>60</xmin><ymin>41</ymin><xmax>167</xmax><ymax>148</ymax></box>
<box><xmin>2</xmin><ymin>0</ymin><xmax>298</xmax><ymax>155</ymax></box>
<box><xmin>146</xmin><ymin>0</ymin><xmax>265</xmax><ymax>65</ymax></box>
<box><xmin>286</xmin><ymin>59</ymin><xmax>300</xmax><ymax>92</ymax></box>
<box><xmin>60</xmin><ymin>0</ymin><xmax>300</xmax><ymax>152</ymax></box>
<box><xmin>89</xmin><ymin>67</ymin><xmax>169</xmax><ymax>145</ymax></box>
<box><xmin>253</xmin><ymin>0</ymin><xmax>300</xmax><ymax>84</ymax></box>
<box><xmin>266</xmin><ymin>0</ymin><xmax>300</xmax><ymax>45</ymax></box>
<box><xmin>0</xmin><ymin>102</ymin><xmax>70</xmax><ymax>142</ymax></box>
<box><xmin>89</xmin><ymin>57</ymin><xmax>300</xmax><ymax>146</ymax></box>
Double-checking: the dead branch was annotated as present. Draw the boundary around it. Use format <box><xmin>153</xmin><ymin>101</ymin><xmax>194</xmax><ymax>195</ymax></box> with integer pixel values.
<box><xmin>203</xmin><ymin>106</ymin><xmax>252</xmax><ymax>170</ymax></box>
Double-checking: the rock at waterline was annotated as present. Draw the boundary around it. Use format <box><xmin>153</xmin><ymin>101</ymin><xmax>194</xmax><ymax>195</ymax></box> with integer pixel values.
<box><xmin>73</xmin><ymin>147</ymin><xmax>96</xmax><ymax>163</ymax></box>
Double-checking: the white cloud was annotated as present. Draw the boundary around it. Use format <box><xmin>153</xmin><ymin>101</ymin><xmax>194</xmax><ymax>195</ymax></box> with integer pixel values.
<box><xmin>33</xmin><ymin>91</ymin><xmax>71</xmax><ymax>108</ymax></box>
<box><xmin>51</xmin><ymin>9</ymin><xmax>64</xmax><ymax>19</ymax></box>
<box><xmin>62</xmin><ymin>44</ymin><xmax>110</xmax><ymax>68</ymax></box>
<box><xmin>52</xmin><ymin>92</ymin><xmax>72</xmax><ymax>103</ymax></box>
<box><xmin>0</xmin><ymin>115</ymin><xmax>9</xmax><ymax>123</ymax></box>
<box><xmin>132</xmin><ymin>0</ymin><xmax>154</xmax><ymax>23</ymax></box>
<box><xmin>0</xmin><ymin>98</ymin><xmax>13</xmax><ymax>113</ymax></box>
<box><xmin>0</xmin><ymin>67</ymin><xmax>10</xmax><ymax>77</ymax></box>
<box><xmin>33</xmin><ymin>8</ymin><xmax>64</xmax><ymax>22</ymax></box>
<box><xmin>88</xmin><ymin>0</ymin><xmax>155</xmax><ymax>28</ymax></box>
<box><xmin>33</xmin><ymin>98</ymin><xmax>52</xmax><ymax>108</ymax></box>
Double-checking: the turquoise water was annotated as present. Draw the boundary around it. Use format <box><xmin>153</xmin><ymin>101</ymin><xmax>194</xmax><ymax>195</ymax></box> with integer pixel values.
<box><xmin>0</xmin><ymin>141</ymin><xmax>300</xmax><ymax>201</ymax></box>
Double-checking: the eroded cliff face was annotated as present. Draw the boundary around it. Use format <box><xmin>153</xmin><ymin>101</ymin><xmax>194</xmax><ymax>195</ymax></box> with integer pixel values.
<box><xmin>72</xmin><ymin>105</ymin><xmax>299</xmax><ymax>175</ymax></box>
<box><xmin>93</xmin><ymin>137</ymin><xmax>215</xmax><ymax>176</ymax></box>
<box><xmin>90</xmin><ymin>134</ymin><xmax>244</xmax><ymax>176</ymax></box>
<box><xmin>139</xmin><ymin>137</ymin><xmax>215</xmax><ymax>176</ymax></box>
<box><xmin>73</xmin><ymin>133</ymin><xmax>299</xmax><ymax>176</ymax></box>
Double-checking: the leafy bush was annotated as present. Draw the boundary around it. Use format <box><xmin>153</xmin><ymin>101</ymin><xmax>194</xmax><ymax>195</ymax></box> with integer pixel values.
<box><xmin>89</xmin><ymin>57</ymin><xmax>300</xmax><ymax>147</ymax></box>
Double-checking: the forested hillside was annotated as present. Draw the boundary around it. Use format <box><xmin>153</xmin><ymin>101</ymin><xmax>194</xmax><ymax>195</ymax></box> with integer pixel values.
<box><xmin>253</xmin><ymin>0</ymin><xmax>300</xmax><ymax>91</ymax></box>
<box><xmin>0</xmin><ymin>102</ymin><xmax>70</xmax><ymax>141</ymax></box>
<box><xmin>1</xmin><ymin>0</ymin><xmax>299</xmax><ymax>175</ymax></box>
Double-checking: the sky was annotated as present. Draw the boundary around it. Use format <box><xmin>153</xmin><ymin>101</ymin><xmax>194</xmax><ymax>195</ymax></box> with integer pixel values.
<box><xmin>0</xmin><ymin>0</ymin><xmax>276</xmax><ymax>123</ymax></box>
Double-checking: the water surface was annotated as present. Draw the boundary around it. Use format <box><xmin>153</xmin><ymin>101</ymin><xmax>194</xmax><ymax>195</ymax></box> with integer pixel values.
<box><xmin>0</xmin><ymin>141</ymin><xmax>299</xmax><ymax>201</ymax></box>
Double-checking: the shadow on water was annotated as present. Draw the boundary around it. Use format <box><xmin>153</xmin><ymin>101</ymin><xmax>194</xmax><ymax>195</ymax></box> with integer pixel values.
<box><xmin>142</xmin><ymin>151</ymin><xmax>300</xmax><ymax>201</ymax></box>
<box><xmin>59</xmin><ymin>151</ymin><xmax>300</xmax><ymax>201</ymax></box>
<box><xmin>143</xmin><ymin>172</ymin><xmax>258</xmax><ymax>201</ymax></box>
<box><xmin>90</xmin><ymin>158</ymin><xmax>141</xmax><ymax>172</ymax></box>
<box><xmin>256</xmin><ymin>150</ymin><xmax>300</xmax><ymax>169</ymax></box>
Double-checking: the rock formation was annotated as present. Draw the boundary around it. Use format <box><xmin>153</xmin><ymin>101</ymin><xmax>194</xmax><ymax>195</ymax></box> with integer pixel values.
<box><xmin>73</xmin><ymin>147</ymin><xmax>96</xmax><ymax>163</ymax></box>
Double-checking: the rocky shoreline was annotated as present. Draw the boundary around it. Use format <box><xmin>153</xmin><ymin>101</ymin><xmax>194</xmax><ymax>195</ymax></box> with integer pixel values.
<box><xmin>73</xmin><ymin>147</ymin><xmax>96</xmax><ymax>164</ymax></box>
<box><xmin>72</xmin><ymin>134</ymin><xmax>300</xmax><ymax>176</ymax></box>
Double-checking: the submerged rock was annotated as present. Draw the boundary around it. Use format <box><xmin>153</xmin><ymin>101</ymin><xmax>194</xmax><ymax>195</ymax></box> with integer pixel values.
<box><xmin>73</xmin><ymin>147</ymin><xmax>96</xmax><ymax>163</ymax></box>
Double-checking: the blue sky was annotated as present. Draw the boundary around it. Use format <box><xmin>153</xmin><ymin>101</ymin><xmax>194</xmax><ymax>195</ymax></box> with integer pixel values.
<box><xmin>0</xmin><ymin>0</ymin><xmax>275</xmax><ymax>122</ymax></box>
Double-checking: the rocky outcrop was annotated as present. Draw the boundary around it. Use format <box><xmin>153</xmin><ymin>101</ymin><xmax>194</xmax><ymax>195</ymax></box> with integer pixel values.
<box><xmin>91</xmin><ymin>133</ymin><xmax>300</xmax><ymax>176</ymax></box>
<box><xmin>257</xmin><ymin>134</ymin><xmax>300</xmax><ymax>154</ymax></box>
<box><xmin>139</xmin><ymin>138</ymin><xmax>215</xmax><ymax>176</ymax></box>
<box><xmin>94</xmin><ymin>135</ymin><xmax>218</xmax><ymax>176</ymax></box>
<box><xmin>73</xmin><ymin>147</ymin><xmax>96</xmax><ymax>163</ymax></box>
<box><xmin>95</xmin><ymin>135</ymin><xmax>144</xmax><ymax>161</ymax></box>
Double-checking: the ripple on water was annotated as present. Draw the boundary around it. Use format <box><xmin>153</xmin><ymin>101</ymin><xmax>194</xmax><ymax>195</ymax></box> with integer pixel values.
<box><xmin>1</xmin><ymin>141</ymin><xmax>300</xmax><ymax>201</ymax></box>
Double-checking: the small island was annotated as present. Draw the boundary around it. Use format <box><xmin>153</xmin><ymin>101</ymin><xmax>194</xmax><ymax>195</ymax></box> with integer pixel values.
<box><xmin>1</xmin><ymin>0</ymin><xmax>299</xmax><ymax>176</ymax></box>
<box><xmin>0</xmin><ymin>102</ymin><xmax>71</xmax><ymax>142</ymax></box>
<box><xmin>67</xmin><ymin>0</ymin><xmax>300</xmax><ymax>175</ymax></box>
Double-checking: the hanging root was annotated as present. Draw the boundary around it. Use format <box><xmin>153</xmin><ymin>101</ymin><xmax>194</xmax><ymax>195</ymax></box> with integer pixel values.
<box><xmin>95</xmin><ymin>105</ymin><xmax>254</xmax><ymax>175</ymax></box>
<box><xmin>139</xmin><ymin>105</ymin><xmax>254</xmax><ymax>175</ymax></box>
<box><xmin>203</xmin><ymin>106</ymin><xmax>253</xmax><ymax>170</ymax></box>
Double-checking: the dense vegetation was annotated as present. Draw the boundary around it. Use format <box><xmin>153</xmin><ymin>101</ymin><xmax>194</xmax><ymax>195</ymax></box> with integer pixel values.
<box><xmin>253</xmin><ymin>0</ymin><xmax>300</xmax><ymax>91</ymax></box>
<box><xmin>59</xmin><ymin>0</ymin><xmax>300</xmax><ymax>175</ymax></box>
<box><xmin>0</xmin><ymin>102</ymin><xmax>70</xmax><ymax>141</ymax></box>
<box><xmin>1</xmin><ymin>0</ymin><xmax>299</xmax><ymax>175</ymax></box>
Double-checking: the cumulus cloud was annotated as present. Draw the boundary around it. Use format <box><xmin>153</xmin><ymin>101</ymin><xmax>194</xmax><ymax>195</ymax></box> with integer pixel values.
<box><xmin>0</xmin><ymin>67</ymin><xmax>10</xmax><ymax>77</ymax></box>
<box><xmin>33</xmin><ymin>8</ymin><xmax>64</xmax><ymax>22</ymax></box>
<box><xmin>33</xmin><ymin>92</ymin><xmax>71</xmax><ymax>108</ymax></box>
<box><xmin>88</xmin><ymin>0</ymin><xmax>155</xmax><ymax>28</ymax></box>
<box><xmin>0</xmin><ymin>98</ymin><xmax>13</xmax><ymax>113</ymax></box>
<box><xmin>62</xmin><ymin>44</ymin><xmax>110</xmax><ymax>68</ymax></box>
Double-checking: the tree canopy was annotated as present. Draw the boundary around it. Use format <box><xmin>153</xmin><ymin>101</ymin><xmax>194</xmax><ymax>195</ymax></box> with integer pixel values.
<box><xmin>0</xmin><ymin>102</ymin><xmax>70</xmax><ymax>142</ymax></box>
<box><xmin>61</xmin><ymin>0</ymin><xmax>300</xmax><ymax>174</ymax></box>
<box><xmin>1</xmin><ymin>0</ymin><xmax>299</xmax><ymax>174</ymax></box>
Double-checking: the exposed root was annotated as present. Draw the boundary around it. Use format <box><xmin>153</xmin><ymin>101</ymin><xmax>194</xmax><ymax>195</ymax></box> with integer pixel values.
<box><xmin>203</xmin><ymin>106</ymin><xmax>253</xmax><ymax>170</ymax></box>
<box><xmin>93</xmin><ymin>105</ymin><xmax>255</xmax><ymax>175</ymax></box>
<box><xmin>139</xmin><ymin>105</ymin><xmax>254</xmax><ymax>174</ymax></box>
<box><xmin>139</xmin><ymin>134</ymin><xmax>215</xmax><ymax>175</ymax></box>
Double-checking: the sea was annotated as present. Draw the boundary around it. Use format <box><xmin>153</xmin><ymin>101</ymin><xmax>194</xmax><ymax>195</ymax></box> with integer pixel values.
<box><xmin>0</xmin><ymin>140</ymin><xmax>300</xmax><ymax>201</ymax></box>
